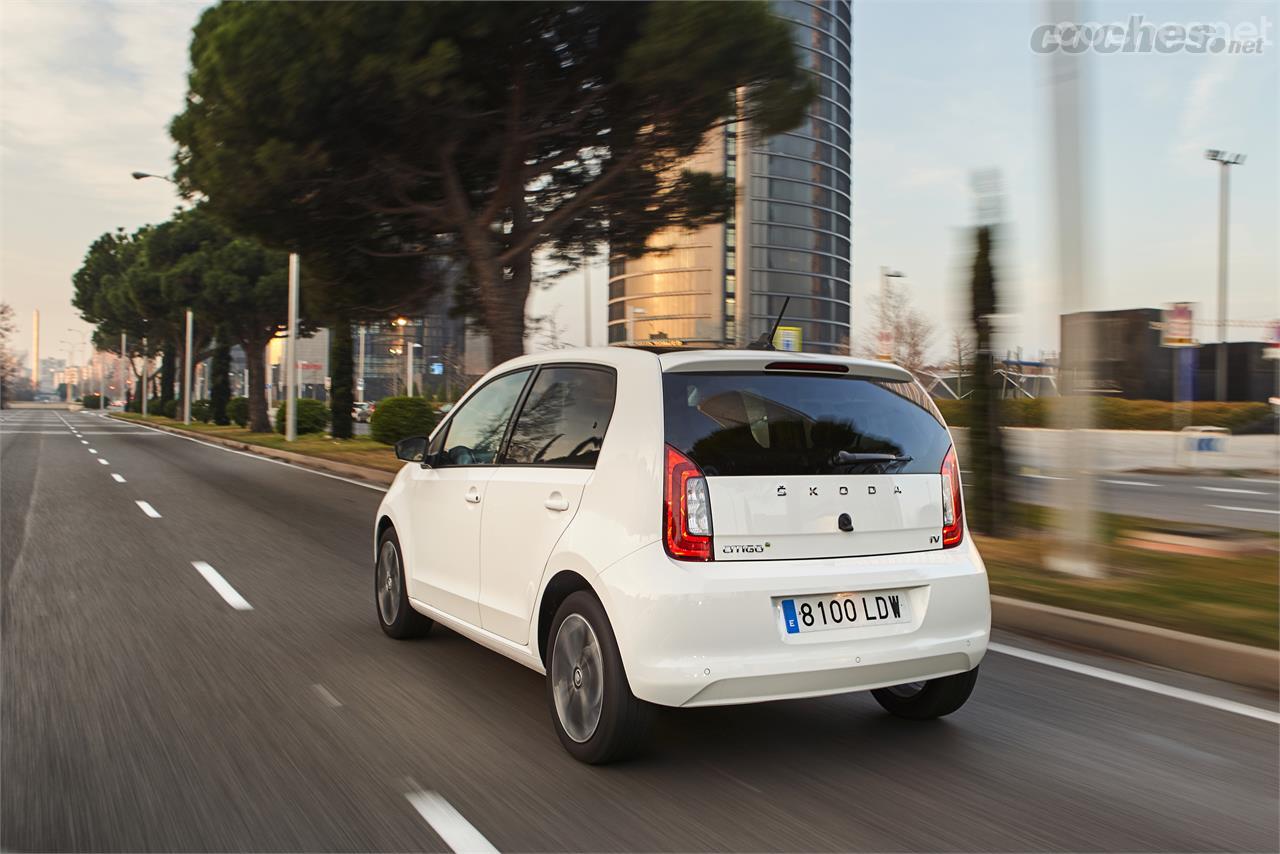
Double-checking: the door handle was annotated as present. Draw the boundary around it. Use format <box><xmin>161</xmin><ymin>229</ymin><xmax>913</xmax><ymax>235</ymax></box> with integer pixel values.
<box><xmin>465</xmin><ymin>487</ymin><xmax>481</xmax><ymax>504</ymax></box>
<box><xmin>544</xmin><ymin>492</ymin><xmax>570</xmax><ymax>512</ymax></box>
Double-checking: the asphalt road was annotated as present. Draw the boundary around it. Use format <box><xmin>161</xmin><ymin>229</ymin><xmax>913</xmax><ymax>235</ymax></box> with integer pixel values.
<box><xmin>1009</xmin><ymin>470</ymin><xmax>1279</xmax><ymax>532</ymax></box>
<box><xmin>2</xmin><ymin>408</ymin><xmax>1277</xmax><ymax>852</ymax></box>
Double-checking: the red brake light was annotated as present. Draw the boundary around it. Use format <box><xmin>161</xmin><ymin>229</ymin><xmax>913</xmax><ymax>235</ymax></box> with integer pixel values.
<box><xmin>664</xmin><ymin>445</ymin><xmax>712</xmax><ymax>561</ymax></box>
<box><xmin>941</xmin><ymin>446</ymin><xmax>963</xmax><ymax>548</ymax></box>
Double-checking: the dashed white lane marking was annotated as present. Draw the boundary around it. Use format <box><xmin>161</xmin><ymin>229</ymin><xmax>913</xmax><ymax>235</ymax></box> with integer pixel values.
<box><xmin>111</xmin><ymin>473</ymin><xmax>126</xmax><ymax>483</ymax></box>
<box><xmin>89</xmin><ymin>449</ymin><xmax>98</xmax><ymax>455</ymax></box>
<box><xmin>312</xmin><ymin>683</ymin><xmax>342</xmax><ymax>708</ymax></box>
<box><xmin>98</xmin><ymin>459</ymin><xmax>109</xmax><ymax>465</ymax></box>
<box><xmin>1207</xmin><ymin>504</ymin><xmax>1280</xmax><ymax>516</ymax></box>
<box><xmin>405</xmin><ymin>789</ymin><xmax>498</xmax><ymax>854</ymax></box>
<box><xmin>1100</xmin><ymin>479</ymin><xmax>1155</xmax><ymax>487</ymax></box>
<box><xmin>1198</xmin><ymin>485</ymin><xmax>1267</xmax><ymax>495</ymax></box>
<box><xmin>989</xmin><ymin>642</ymin><xmax>1279</xmax><ymax>725</ymax></box>
<box><xmin>1023</xmin><ymin>473</ymin><xmax>1069</xmax><ymax>481</ymax></box>
<box><xmin>80</xmin><ymin>440</ymin><xmax>89</xmax><ymax>445</ymax></box>
<box><xmin>135</xmin><ymin>500</ymin><xmax>161</xmax><ymax>518</ymax></box>
<box><xmin>190</xmin><ymin>561</ymin><xmax>252</xmax><ymax>611</ymax></box>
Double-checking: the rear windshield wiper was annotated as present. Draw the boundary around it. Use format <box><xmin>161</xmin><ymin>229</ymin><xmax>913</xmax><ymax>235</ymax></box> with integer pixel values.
<box><xmin>831</xmin><ymin>451</ymin><xmax>913</xmax><ymax>473</ymax></box>
<box><xmin>835</xmin><ymin>452</ymin><xmax>912</xmax><ymax>463</ymax></box>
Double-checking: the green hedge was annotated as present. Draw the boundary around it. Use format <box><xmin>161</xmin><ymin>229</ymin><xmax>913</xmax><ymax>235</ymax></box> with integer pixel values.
<box><xmin>190</xmin><ymin>399</ymin><xmax>212</xmax><ymax>423</ymax></box>
<box><xmin>275</xmin><ymin>397</ymin><xmax>330</xmax><ymax>435</ymax></box>
<box><xmin>370</xmin><ymin>396</ymin><xmax>438</xmax><ymax>445</ymax></box>
<box><xmin>162</xmin><ymin>399</ymin><xmax>179</xmax><ymax>418</ymax></box>
<box><xmin>80</xmin><ymin>394</ymin><xmax>110</xmax><ymax>408</ymax></box>
<box><xmin>934</xmin><ymin>398</ymin><xmax>1273</xmax><ymax>431</ymax></box>
<box><xmin>227</xmin><ymin>396</ymin><xmax>249</xmax><ymax>427</ymax></box>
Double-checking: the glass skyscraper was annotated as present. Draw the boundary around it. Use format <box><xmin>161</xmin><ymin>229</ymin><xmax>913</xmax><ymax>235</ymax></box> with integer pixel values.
<box><xmin>607</xmin><ymin>0</ymin><xmax>852</xmax><ymax>353</ymax></box>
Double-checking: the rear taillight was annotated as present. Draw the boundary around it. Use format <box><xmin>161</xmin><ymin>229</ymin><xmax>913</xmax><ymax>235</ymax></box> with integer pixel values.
<box><xmin>664</xmin><ymin>445</ymin><xmax>712</xmax><ymax>561</ymax></box>
<box><xmin>941</xmin><ymin>446</ymin><xmax>963</xmax><ymax>548</ymax></box>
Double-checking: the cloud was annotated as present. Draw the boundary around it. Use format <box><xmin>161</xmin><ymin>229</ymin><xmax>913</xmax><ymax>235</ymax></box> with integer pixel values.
<box><xmin>1</xmin><ymin>1</ymin><xmax>205</xmax><ymax>201</ymax></box>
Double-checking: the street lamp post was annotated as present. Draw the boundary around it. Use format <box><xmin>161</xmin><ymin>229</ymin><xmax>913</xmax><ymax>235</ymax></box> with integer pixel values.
<box><xmin>285</xmin><ymin>253</ymin><xmax>300</xmax><ymax>440</ymax></box>
<box><xmin>878</xmin><ymin>267</ymin><xmax>905</xmax><ymax>360</ymax></box>
<box><xmin>142</xmin><ymin>339</ymin><xmax>149</xmax><ymax>416</ymax></box>
<box><xmin>1205</xmin><ymin>150</ymin><xmax>1245</xmax><ymax>402</ymax></box>
<box><xmin>183</xmin><ymin>309</ymin><xmax>194</xmax><ymax>424</ymax></box>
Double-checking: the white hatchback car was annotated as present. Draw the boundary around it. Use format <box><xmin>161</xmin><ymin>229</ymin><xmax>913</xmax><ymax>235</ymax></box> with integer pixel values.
<box><xmin>374</xmin><ymin>347</ymin><xmax>990</xmax><ymax>763</ymax></box>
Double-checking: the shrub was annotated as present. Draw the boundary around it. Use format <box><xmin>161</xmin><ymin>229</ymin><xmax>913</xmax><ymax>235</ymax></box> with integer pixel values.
<box><xmin>370</xmin><ymin>396</ymin><xmax>438</xmax><ymax>445</ymax></box>
<box><xmin>190</xmin><ymin>399</ymin><xmax>213</xmax><ymax>423</ymax></box>
<box><xmin>227</xmin><ymin>396</ymin><xmax>249</xmax><ymax>427</ymax></box>
<box><xmin>80</xmin><ymin>394</ymin><xmax>110</xmax><ymax>409</ymax></box>
<box><xmin>275</xmin><ymin>397</ymin><xmax>330</xmax><ymax>435</ymax></box>
<box><xmin>161</xmin><ymin>398</ymin><xmax>179</xmax><ymax>418</ymax></box>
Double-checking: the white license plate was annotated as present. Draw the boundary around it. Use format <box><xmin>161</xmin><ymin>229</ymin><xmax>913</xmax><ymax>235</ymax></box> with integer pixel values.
<box><xmin>780</xmin><ymin>590</ymin><xmax>912</xmax><ymax>635</ymax></box>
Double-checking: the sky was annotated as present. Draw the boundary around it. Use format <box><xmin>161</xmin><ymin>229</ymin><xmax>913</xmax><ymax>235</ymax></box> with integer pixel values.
<box><xmin>2</xmin><ymin>0</ymin><xmax>1276</xmax><ymax>370</ymax></box>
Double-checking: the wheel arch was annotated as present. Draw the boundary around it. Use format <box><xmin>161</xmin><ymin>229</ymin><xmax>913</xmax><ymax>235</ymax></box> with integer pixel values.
<box><xmin>536</xmin><ymin>569</ymin><xmax>599</xmax><ymax>667</ymax></box>
<box><xmin>375</xmin><ymin>514</ymin><xmax>395</xmax><ymax>560</ymax></box>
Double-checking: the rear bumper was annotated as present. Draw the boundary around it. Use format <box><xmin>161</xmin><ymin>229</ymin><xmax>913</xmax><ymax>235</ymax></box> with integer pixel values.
<box><xmin>595</xmin><ymin>539</ymin><xmax>990</xmax><ymax>707</ymax></box>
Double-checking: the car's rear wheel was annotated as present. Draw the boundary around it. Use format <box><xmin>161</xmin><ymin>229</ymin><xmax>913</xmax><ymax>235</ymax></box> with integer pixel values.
<box><xmin>375</xmin><ymin>527</ymin><xmax>432</xmax><ymax>639</ymax></box>
<box><xmin>871</xmin><ymin>667</ymin><xmax>979</xmax><ymax>719</ymax></box>
<box><xmin>546</xmin><ymin>591</ymin><xmax>651</xmax><ymax>764</ymax></box>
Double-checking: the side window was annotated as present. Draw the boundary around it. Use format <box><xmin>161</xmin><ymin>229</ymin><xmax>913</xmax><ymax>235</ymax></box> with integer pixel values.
<box><xmin>436</xmin><ymin>370</ymin><xmax>531</xmax><ymax>467</ymax></box>
<box><xmin>502</xmin><ymin>367</ymin><xmax>617</xmax><ymax>468</ymax></box>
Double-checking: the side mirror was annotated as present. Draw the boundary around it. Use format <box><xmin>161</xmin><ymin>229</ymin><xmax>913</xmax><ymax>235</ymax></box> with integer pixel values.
<box><xmin>394</xmin><ymin>435</ymin><xmax>429</xmax><ymax>464</ymax></box>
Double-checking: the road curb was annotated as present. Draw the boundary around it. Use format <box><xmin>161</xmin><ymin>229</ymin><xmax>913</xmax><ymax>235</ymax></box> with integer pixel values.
<box><xmin>110</xmin><ymin>416</ymin><xmax>396</xmax><ymax>487</ymax></box>
<box><xmin>991</xmin><ymin>595</ymin><xmax>1279</xmax><ymax>691</ymax></box>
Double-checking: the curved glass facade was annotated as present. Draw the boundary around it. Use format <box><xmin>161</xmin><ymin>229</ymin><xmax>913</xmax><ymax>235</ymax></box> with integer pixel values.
<box><xmin>608</xmin><ymin>0</ymin><xmax>852</xmax><ymax>354</ymax></box>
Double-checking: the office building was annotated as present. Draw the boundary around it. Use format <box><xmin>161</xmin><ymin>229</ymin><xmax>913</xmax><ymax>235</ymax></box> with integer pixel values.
<box><xmin>607</xmin><ymin>0</ymin><xmax>853</xmax><ymax>353</ymax></box>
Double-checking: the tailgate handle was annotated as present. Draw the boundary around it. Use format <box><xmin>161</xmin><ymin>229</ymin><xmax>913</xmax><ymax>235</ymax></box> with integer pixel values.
<box><xmin>544</xmin><ymin>492</ymin><xmax>570</xmax><ymax>512</ymax></box>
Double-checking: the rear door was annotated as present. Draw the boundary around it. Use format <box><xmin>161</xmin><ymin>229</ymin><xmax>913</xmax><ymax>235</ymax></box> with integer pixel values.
<box><xmin>479</xmin><ymin>365</ymin><xmax>618</xmax><ymax>643</ymax></box>
<box><xmin>661</xmin><ymin>370</ymin><xmax>953</xmax><ymax>561</ymax></box>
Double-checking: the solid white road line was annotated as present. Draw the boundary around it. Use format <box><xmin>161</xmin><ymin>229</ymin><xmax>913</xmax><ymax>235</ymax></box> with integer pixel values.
<box><xmin>405</xmin><ymin>790</ymin><xmax>498</xmax><ymax>854</ymax></box>
<box><xmin>1100</xmin><ymin>479</ymin><xmax>1155</xmax><ymax>487</ymax></box>
<box><xmin>1207</xmin><ymin>504</ymin><xmax>1280</xmax><ymax>516</ymax></box>
<box><xmin>1198</xmin><ymin>485</ymin><xmax>1267</xmax><ymax>495</ymax></box>
<box><xmin>98</xmin><ymin>459</ymin><xmax>109</xmax><ymax>465</ymax></box>
<box><xmin>120</xmin><ymin>417</ymin><xmax>388</xmax><ymax>493</ymax></box>
<box><xmin>135</xmin><ymin>500</ymin><xmax>162</xmax><ymax>518</ymax></box>
<box><xmin>111</xmin><ymin>473</ymin><xmax>126</xmax><ymax>483</ymax></box>
<box><xmin>190</xmin><ymin>561</ymin><xmax>252</xmax><ymax>611</ymax></box>
<box><xmin>989</xmin><ymin>642</ymin><xmax>1279</xmax><ymax>725</ymax></box>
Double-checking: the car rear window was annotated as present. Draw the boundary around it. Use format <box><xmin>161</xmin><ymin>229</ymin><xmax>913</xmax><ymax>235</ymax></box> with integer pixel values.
<box><xmin>662</xmin><ymin>372</ymin><xmax>951</xmax><ymax>476</ymax></box>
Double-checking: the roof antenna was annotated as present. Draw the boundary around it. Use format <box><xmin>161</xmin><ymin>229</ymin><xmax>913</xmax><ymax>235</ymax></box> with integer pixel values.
<box><xmin>747</xmin><ymin>296</ymin><xmax>790</xmax><ymax>350</ymax></box>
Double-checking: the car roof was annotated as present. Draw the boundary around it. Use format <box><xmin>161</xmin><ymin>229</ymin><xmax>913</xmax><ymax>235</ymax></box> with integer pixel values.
<box><xmin>485</xmin><ymin>347</ymin><xmax>914</xmax><ymax>383</ymax></box>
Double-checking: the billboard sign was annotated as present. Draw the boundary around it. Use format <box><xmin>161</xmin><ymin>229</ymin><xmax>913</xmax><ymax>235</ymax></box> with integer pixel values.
<box><xmin>1161</xmin><ymin>302</ymin><xmax>1197</xmax><ymax>347</ymax></box>
<box><xmin>773</xmin><ymin>326</ymin><xmax>803</xmax><ymax>352</ymax></box>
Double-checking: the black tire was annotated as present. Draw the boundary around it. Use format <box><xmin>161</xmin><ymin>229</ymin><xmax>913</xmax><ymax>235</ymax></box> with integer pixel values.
<box><xmin>375</xmin><ymin>527</ymin><xmax>433</xmax><ymax>639</ymax></box>
<box><xmin>871</xmin><ymin>667</ymin><xmax>979</xmax><ymax>720</ymax></box>
<box><xmin>546</xmin><ymin>591</ymin><xmax>652</xmax><ymax>764</ymax></box>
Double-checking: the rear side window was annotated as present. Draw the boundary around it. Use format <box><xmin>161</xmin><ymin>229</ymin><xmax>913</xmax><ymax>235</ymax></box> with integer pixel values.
<box><xmin>503</xmin><ymin>367</ymin><xmax>617</xmax><ymax>467</ymax></box>
<box><xmin>662</xmin><ymin>372</ymin><xmax>950</xmax><ymax>476</ymax></box>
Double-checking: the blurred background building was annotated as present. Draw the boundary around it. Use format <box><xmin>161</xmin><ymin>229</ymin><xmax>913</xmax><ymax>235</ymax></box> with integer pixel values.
<box><xmin>607</xmin><ymin>0</ymin><xmax>853</xmax><ymax>354</ymax></box>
